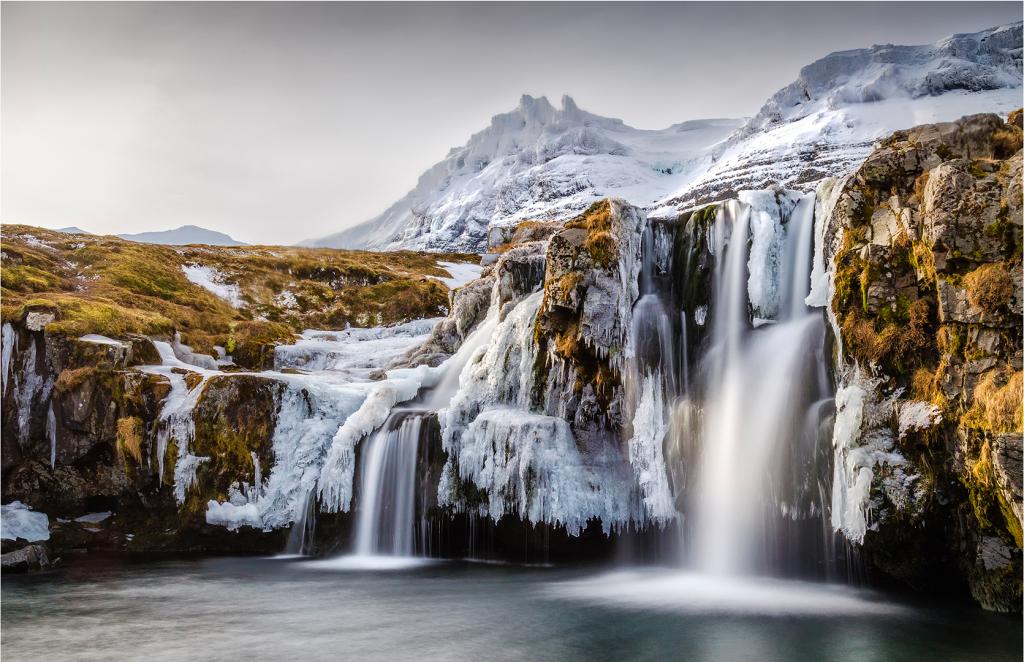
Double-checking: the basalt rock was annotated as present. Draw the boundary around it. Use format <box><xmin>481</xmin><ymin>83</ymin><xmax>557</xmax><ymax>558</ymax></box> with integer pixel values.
<box><xmin>826</xmin><ymin>111</ymin><xmax>1023</xmax><ymax>611</ymax></box>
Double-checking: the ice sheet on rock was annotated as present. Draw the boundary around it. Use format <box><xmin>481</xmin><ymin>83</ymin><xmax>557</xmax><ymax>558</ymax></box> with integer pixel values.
<box><xmin>138</xmin><ymin>340</ymin><xmax>220</xmax><ymax>499</ymax></box>
<box><xmin>626</xmin><ymin>375</ymin><xmax>675</xmax><ymax>525</ymax></box>
<box><xmin>206</xmin><ymin>378</ymin><xmax>367</xmax><ymax>530</ymax></box>
<box><xmin>439</xmin><ymin>293</ymin><xmax>640</xmax><ymax>533</ymax></box>
<box><xmin>738</xmin><ymin>190</ymin><xmax>800</xmax><ymax>321</ymax></box>
<box><xmin>174</xmin><ymin>454</ymin><xmax>210</xmax><ymax>503</ymax></box>
<box><xmin>206</xmin><ymin>501</ymin><xmax>261</xmax><ymax>530</ymax></box>
<box><xmin>317</xmin><ymin>365</ymin><xmax>443</xmax><ymax>513</ymax></box>
<box><xmin>1</xmin><ymin>501</ymin><xmax>50</xmax><ymax>542</ymax></box>
<box><xmin>2</xmin><ymin>322</ymin><xmax>16</xmax><ymax>397</ymax></box>
<box><xmin>806</xmin><ymin>176</ymin><xmax>849</xmax><ymax>308</ymax></box>
<box><xmin>78</xmin><ymin>334</ymin><xmax>129</xmax><ymax>347</ymax></box>
<box><xmin>435</xmin><ymin>261</ymin><xmax>484</xmax><ymax>289</ymax></box>
<box><xmin>181</xmin><ymin>264</ymin><xmax>243</xmax><ymax>308</ymax></box>
<box><xmin>830</xmin><ymin>367</ymin><xmax>916</xmax><ymax>544</ymax></box>
<box><xmin>897</xmin><ymin>401</ymin><xmax>942</xmax><ymax>439</ymax></box>
<box><xmin>274</xmin><ymin>319</ymin><xmax>440</xmax><ymax>376</ymax></box>
<box><xmin>12</xmin><ymin>336</ymin><xmax>53</xmax><ymax>444</ymax></box>
<box><xmin>445</xmin><ymin>407</ymin><xmax>635</xmax><ymax>535</ymax></box>
<box><xmin>75</xmin><ymin>511</ymin><xmax>112</xmax><ymax>523</ymax></box>
<box><xmin>314</xmin><ymin>306</ymin><xmax>500</xmax><ymax>515</ymax></box>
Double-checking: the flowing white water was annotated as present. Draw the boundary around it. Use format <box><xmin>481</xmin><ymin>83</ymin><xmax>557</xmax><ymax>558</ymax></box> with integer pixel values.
<box><xmin>353</xmin><ymin>411</ymin><xmax>427</xmax><ymax>556</ymax></box>
<box><xmin>691</xmin><ymin>192</ymin><xmax>829</xmax><ymax>576</ymax></box>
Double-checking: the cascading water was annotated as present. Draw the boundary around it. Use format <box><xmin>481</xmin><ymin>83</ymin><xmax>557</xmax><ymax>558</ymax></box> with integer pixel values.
<box><xmin>687</xmin><ymin>192</ymin><xmax>835</xmax><ymax>577</ymax></box>
<box><xmin>352</xmin><ymin>410</ymin><xmax>430</xmax><ymax>557</ymax></box>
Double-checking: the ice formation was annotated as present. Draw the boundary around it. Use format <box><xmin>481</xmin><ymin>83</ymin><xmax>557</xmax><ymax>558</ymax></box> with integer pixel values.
<box><xmin>1</xmin><ymin>501</ymin><xmax>50</xmax><ymax>542</ymax></box>
<box><xmin>829</xmin><ymin>368</ymin><xmax>916</xmax><ymax>544</ymax></box>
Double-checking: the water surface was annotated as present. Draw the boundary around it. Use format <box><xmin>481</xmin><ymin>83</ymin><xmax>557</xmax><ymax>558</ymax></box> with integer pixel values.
<box><xmin>2</xmin><ymin>556</ymin><xmax>1020</xmax><ymax>661</ymax></box>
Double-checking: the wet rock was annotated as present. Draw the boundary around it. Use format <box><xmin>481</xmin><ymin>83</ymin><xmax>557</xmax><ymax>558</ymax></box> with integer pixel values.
<box><xmin>0</xmin><ymin>543</ymin><xmax>50</xmax><ymax>572</ymax></box>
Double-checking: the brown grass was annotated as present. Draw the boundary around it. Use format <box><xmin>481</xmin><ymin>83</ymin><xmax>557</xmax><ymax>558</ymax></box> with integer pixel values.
<box><xmin>963</xmin><ymin>262</ymin><xmax>1014</xmax><ymax>315</ymax></box>
<box><xmin>963</xmin><ymin>368</ymin><xmax>1023</xmax><ymax>433</ymax></box>
<box><xmin>116</xmin><ymin>416</ymin><xmax>144</xmax><ymax>465</ymax></box>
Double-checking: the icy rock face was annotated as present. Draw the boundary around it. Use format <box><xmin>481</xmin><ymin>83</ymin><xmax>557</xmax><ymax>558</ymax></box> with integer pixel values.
<box><xmin>830</xmin><ymin>368</ymin><xmax>919</xmax><ymax>545</ymax></box>
<box><xmin>438</xmin><ymin>200</ymin><xmax>660</xmax><ymax>531</ymax></box>
<box><xmin>308</xmin><ymin>95</ymin><xmax>740</xmax><ymax>251</ymax></box>
<box><xmin>824</xmin><ymin>111</ymin><xmax>1023</xmax><ymax>611</ymax></box>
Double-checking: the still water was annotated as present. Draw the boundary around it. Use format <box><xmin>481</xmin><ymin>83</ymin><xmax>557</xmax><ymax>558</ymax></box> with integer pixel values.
<box><xmin>2</xmin><ymin>556</ymin><xmax>1020</xmax><ymax>661</ymax></box>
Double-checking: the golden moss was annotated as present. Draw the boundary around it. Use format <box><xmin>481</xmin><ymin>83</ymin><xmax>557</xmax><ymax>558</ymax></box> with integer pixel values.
<box><xmin>583</xmin><ymin>230</ymin><xmax>617</xmax><ymax>268</ymax></box>
<box><xmin>565</xmin><ymin>200</ymin><xmax>618</xmax><ymax>267</ymax></box>
<box><xmin>1</xmin><ymin>224</ymin><xmax>477</xmax><ymax>341</ymax></box>
<box><xmin>967</xmin><ymin>440</ymin><xmax>1023</xmax><ymax>547</ymax></box>
<box><xmin>1008</xmin><ymin>108</ymin><xmax>1024</xmax><ymax>129</ymax></box>
<box><xmin>991</xmin><ymin>125</ymin><xmax>1023</xmax><ymax>160</ymax></box>
<box><xmin>54</xmin><ymin>367</ymin><xmax>98</xmax><ymax>394</ymax></box>
<box><xmin>116</xmin><ymin>416</ymin><xmax>144</xmax><ymax>466</ymax></box>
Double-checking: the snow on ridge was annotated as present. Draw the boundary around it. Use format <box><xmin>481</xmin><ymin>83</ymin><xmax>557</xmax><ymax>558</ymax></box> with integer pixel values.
<box><xmin>181</xmin><ymin>264</ymin><xmax>243</xmax><ymax>308</ymax></box>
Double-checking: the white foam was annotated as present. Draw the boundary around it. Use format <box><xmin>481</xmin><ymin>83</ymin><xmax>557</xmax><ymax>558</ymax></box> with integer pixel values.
<box><xmin>301</xmin><ymin>555</ymin><xmax>436</xmax><ymax>571</ymax></box>
<box><xmin>547</xmin><ymin>570</ymin><xmax>906</xmax><ymax>616</ymax></box>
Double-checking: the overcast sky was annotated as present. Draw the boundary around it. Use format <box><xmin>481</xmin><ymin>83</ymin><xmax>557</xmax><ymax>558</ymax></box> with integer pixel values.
<box><xmin>3</xmin><ymin>2</ymin><xmax>1020</xmax><ymax>245</ymax></box>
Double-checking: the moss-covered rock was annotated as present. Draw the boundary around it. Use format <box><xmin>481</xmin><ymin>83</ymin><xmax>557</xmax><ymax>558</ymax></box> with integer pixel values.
<box><xmin>827</xmin><ymin>110</ymin><xmax>1023</xmax><ymax>611</ymax></box>
<box><xmin>187</xmin><ymin>375</ymin><xmax>284</xmax><ymax>515</ymax></box>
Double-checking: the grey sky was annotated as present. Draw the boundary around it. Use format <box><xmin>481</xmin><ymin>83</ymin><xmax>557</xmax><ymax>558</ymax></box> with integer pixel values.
<box><xmin>3</xmin><ymin>2</ymin><xmax>1020</xmax><ymax>245</ymax></box>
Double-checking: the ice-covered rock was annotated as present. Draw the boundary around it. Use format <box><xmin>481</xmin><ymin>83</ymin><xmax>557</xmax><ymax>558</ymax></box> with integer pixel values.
<box><xmin>1</xmin><ymin>501</ymin><xmax>50</xmax><ymax>542</ymax></box>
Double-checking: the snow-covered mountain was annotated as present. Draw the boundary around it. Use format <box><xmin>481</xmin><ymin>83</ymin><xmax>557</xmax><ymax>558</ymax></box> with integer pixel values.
<box><xmin>652</xmin><ymin>21</ymin><xmax>1023</xmax><ymax>215</ymax></box>
<box><xmin>306</xmin><ymin>96</ymin><xmax>741</xmax><ymax>251</ymax></box>
<box><xmin>311</xmin><ymin>22</ymin><xmax>1022</xmax><ymax>252</ymax></box>
<box><xmin>117</xmin><ymin>225</ymin><xmax>245</xmax><ymax>246</ymax></box>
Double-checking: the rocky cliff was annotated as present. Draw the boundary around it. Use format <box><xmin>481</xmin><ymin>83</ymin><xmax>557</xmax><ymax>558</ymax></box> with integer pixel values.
<box><xmin>824</xmin><ymin>111</ymin><xmax>1022</xmax><ymax>611</ymax></box>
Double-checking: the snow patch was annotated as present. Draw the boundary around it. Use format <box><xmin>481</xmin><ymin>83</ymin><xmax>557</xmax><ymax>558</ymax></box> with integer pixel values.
<box><xmin>181</xmin><ymin>264</ymin><xmax>243</xmax><ymax>307</ymax></box>
<box><xmin>435</xmin><ymin>261</ymin><xmax>484</xmax><ymax>289</ymax></box>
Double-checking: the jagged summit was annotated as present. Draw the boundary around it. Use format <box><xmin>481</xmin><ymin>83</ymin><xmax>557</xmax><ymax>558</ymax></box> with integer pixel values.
<box><xmin>305</xmin><ymin>93</ymin><xmax>740</xmax><ymax>251</ymax></box>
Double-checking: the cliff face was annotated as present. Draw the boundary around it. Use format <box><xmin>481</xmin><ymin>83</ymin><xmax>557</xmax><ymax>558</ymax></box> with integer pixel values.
<box><xmin>824</xmin><ymin>111</ymin><xmax>1022</xmax><ymax>610</ymax></box>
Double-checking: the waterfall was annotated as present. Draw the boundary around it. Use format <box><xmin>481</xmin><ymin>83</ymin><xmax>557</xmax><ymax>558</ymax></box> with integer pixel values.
<box><xmin>284</xmin><ymin>488</ymin><xmax>318</xmax><ymax>556</ymax></box>
<box><xmin>688</xmin><ymin>191</ymin><xmax>834</xmax><ymax>577</ymax></box>
<box><xmin>352</xmin><ymin>410</ymin><xmax>429</xmax><ymax>557</ymax></box>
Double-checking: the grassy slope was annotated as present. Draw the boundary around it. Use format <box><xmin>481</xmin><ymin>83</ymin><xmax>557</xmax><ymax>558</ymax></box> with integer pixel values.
<box><xmin>1</xmin><ymin>224</ymin><xmax>477</xmax><ymax>356</ymax></box>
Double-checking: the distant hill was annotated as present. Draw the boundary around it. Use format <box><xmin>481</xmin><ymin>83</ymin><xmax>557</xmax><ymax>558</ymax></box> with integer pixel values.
<box><xmin>55</xmin><ymin>226</ymin><xmax>92</xmax><ymax>235</ymax></box>
<box><xmin>117</xmin><ymin>225</ymin><xmax>246</xmax><ymax>246</ymax></box>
